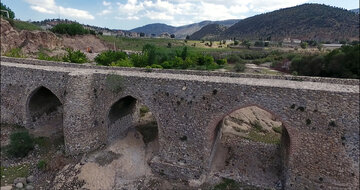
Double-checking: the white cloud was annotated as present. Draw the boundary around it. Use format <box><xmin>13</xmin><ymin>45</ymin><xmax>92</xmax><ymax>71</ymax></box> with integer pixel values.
<box><xmin>25</xmin><ymin>0</ymin><xmax>94</xmax><ymax>20</ymax></box>
<box><xmin>114</xmin><ymin>0</ymin><xmax>310</xmax><ymax>25</ymax></box>
<box><xmin>98</xmin><ymin>9</ymin><xmax>112</xmax><ymax>16</ymax></box>
<box><xmin>103</xmin><ymin>1</ymin><xmax>111</xmax><ymax>6</ymax></box>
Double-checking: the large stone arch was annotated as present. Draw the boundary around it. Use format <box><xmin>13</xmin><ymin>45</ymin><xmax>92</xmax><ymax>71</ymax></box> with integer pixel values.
<box><xmin>26</xmin><ymin>86</ymin><xmax>64</xmax><ymax>137</ymax></box>
<box><xmin>105</xmin><ymin>94</ymin><xmax>162</xmax><ymax>144</ymax></box>
<box><xmin>206</xmin><ymin>103</ymin><xmax>294</xmax><ymax>187</ymax></box>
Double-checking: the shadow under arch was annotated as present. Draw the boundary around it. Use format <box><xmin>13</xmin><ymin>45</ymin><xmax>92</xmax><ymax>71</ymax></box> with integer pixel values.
<box><xmin>106</xmin><ymin>94</ymin><xmax>162</xmax><ymax>145</ymax></box>
<box><xmin>26</xmin><ymin>86</ymin><xmax>63</xmax><ymax>137</ymax></box>
<box><xmin>207</xmin><ymin>103</ymin><xmax>293</xmax><ymax>188</ymax></box>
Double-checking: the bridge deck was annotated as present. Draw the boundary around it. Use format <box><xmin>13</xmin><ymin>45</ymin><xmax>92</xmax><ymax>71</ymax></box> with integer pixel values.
<box><xmin>1</xmin><ymin>61</ymin><xmax>358</xmax><ymax>93</ymax></box>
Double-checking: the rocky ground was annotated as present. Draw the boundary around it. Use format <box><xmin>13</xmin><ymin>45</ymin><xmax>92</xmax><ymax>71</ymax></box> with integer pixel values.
<box><xmin>0</xmin><ymin>18</ymin><xmax>109</xmax><ymax>62</ymax></box>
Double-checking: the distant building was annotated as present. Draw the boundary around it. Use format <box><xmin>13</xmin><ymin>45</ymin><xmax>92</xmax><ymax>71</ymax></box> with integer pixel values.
<box><xmin>159</xmin><ymin>32</ymin><xmax>171</xmax><ymax>38</ymax></box>
<box><xmin>292</xmin><ymin>39</ymin><xmax>301</xmax><ymax>44</ymax></box>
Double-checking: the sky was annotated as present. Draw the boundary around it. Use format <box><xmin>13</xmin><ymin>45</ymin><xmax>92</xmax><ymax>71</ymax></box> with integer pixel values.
<box><xmin>2</xmin><ymin>0</ymin><xmax>359</xmax><ymax>30</ymax></box>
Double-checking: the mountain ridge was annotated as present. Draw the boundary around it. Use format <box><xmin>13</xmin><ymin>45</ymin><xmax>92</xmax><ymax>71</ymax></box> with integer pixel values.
<box><xmin>130</xmin><ymin>19</ymin><xmax>240</xmax><ymax>39</ymax></box>
<box><xmin>191</xmin><ymin>4</ymin><xmax>359</xmax><ymax>42</ymax></box>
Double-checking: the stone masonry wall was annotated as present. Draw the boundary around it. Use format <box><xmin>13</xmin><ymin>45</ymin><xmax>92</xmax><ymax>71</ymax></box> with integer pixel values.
<box><xmin>1</xmin><ymin>58</ymin><xmax>359</xmax><ymax>189</ymax></box>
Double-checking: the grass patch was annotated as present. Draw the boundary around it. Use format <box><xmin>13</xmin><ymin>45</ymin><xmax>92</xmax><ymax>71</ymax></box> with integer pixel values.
<box><xmin>272</xmin><ymin>126</ymin><xmax>283</xmax><ymax>134</ymax></box>
<box><xmin>212</xmin><ymin>178</ymin><xmax>261</xmax><ymax>190</ymax></box>
<box><xmin>4</xmin><ymin>48</ymin><xmax>26</xmax><ymax>58</ymax></box>
<box><xmin>140</xmin><ymin>106</ymin><xmax>150</xmax><ymax>117</ymax></box>
<box><xmin>0</xmin><ymin>164</ymin><xmax>30</xmax><ymax>186</ymax></box>
<box><xmin>37</xmin><ymin>160</ymin><xmax>47</xmax><ymax>171</ymax></box>
<box><xmin>246</xmin><ymin>128</ymin><xmax>281</xmax><ymax>144</ymax></box>
<box><xmin>135</xmin><ymin>121</ymin><xmax>158</xmax><ymax>144</ymax></box>
<box><xmin>13</xmin><ymin>20</ymin><xmax>42</xmax><ymax>31</ymax></box>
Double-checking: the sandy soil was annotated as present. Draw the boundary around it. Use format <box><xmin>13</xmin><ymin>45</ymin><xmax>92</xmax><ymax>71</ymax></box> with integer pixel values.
<box><xmin>78</xmin><ymin>129</ymin><xmax>156</xmax><ymax>190</ymax></box>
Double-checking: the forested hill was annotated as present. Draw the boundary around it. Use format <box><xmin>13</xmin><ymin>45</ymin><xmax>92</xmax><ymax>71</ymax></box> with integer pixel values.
<box><xmin>189</xmin><ymin>24</ymin><xmax>227</xmax><ymax>40</ymax></box>
<box><xmin>220</xmin><ymin>4</ymin><xmax>359</xmax><ymax>42</ymax></box>
<box><xmin>130</xmin><ymin>23</ymin><xmax>177</xmax><ymax>36</ymax></box>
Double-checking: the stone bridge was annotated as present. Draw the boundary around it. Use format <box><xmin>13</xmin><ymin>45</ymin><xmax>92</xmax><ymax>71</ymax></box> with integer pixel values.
<box><xmin>1</xmin><ymin>57</ymin><xmax>359</xmax><ymax>189</ymax></box>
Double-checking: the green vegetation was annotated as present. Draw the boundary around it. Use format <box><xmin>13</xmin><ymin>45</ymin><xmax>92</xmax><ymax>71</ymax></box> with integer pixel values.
<box><xmin>140</xmin><ymin>106</ymin><xmax>150</xmax><ymax>117</ymax></box>
<box><xmin>100</xmin><ymin>36</ymin><xmax>185</xmax><ymax>51</ymax></box>
<box><xmin>4</xmin><ymin>48</ymin><xmax>26</xmax><ymax>58</ymax></box>
<box><xmin>290</xmin><ymin>44</ymin><xmax>359</xmax><ymax>79</ymax></box>
<box><xmin>38</xmin><ymin>48</ymin><xmax>88</xmax><ymax>63</ymax></box>
<box><xmin>51</xmin><ymin>23</ymin><xmax>94</xmax><ymax>36</ymax></box>
<box><xmin>5</xmin><ymin>131</ymin><xmax>34</xmax><ymax>158</ymax></box>
<box><xmin>1</xmin><ymin>2</ymin><xmax>15</xmax><ymax>19</ymax></box>
<box><xmin>272</xmin><ymin>126</ymin><xmax>283</xmax><ymax>134</ymax></box>
<box><xmin>94</xmin><ymin>50</ymin><xmax>127</xmax><ymax>66</ymax></box>
<box><xmin>37</xmin><ymin>160</ymin><xmax>47</xmax><ymax>170</ymax></box>
<box><xmin>221</xmin><ymin>4</ymin><xmax>358</xmax><ymax>42</ymax></box>
<box><xmin>96</xmin><ymin>44</ymin><xmax>225</xmax><ymax>70</ymax></box>
<box><xmin>246</xmin><ymin>128</ymin><xmax>281</xmax><ymax>144</ymax></box>
<box><xmin>13</xmin><ymin>19</ymin><xmax>42</xmax><ymax>31</ymax></box>
<box><xmin>135</xmin><ymin>121</ymin><xmax>158</xmax><ymax>144</ymax></box>
<box><xmin>62</xmin><ymin>48</ymin><xmax>88</xmax><ymax>63</ymax></box>
<box><xmin>0</xmin><ymin>164</ymin><xmax>30</xmax><ymax>186</ymax></box>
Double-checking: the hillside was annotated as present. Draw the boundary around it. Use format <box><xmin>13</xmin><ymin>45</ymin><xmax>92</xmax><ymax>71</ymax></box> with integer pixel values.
<box><xmin>220</xmin><ymin>4</ymin><xmax>359</xmax><ymax>42</ymax></box>
<box><xmin>130</xmin><ymin>19</ymin><xmax>239</xmax><ymax>39</ymax></box>
<box><xmin>189</xmin><ymin>24</ymin><xmax>227</xmax><ymax>40</ymax></box>
<box><xmin>351</xmin><ymin>8</ymin><xmax>359</xmax><ymax>14</ymax></box>
<box><xmin>130</xmin><ymin>23</ymin><xmax>177</xmax><ymax>36</ymax></box>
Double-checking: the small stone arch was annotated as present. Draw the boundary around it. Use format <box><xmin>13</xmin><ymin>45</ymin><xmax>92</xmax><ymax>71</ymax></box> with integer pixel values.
<box><xmin>207</xmin><ymin>104</ymin><xmax>293</xmax><ymax>189</ymax></box>
<box><xmin>26</xmin><ymin>86</ymin><xmax>63</xmax><ymax>137</ymax></box>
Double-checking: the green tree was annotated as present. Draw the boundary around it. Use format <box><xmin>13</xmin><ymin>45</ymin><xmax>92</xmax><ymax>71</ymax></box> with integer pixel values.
<box><xmin>300</xmin><ymin>42</ymin><xmax>308</xmax><ymax>49</ymax></box>
<box><xmin>143</xmin><ymin>44</ymin><xmax>157</xmax><ymax>66</ymax></box>
<box><xmin>180</xmin><ymin>46</ymin><xmax>188</xmax><ymax>60</ymax></box>
<box><xmin>241</xmin><ymin>40</ymin><xmax>251</xmax><ymax>49</ymax></box>
<box><xmin>0</xmin><ymin>3</ymin><xmax>15</xmax><ymax>19</ymax></box>
<box><xmin>51</xmin><ymin>23</ymin><xmax>90</xmax><ymax>36</ymax></box>
<box><xmin>94</xmin><ymin>50</ymin><xmax>127</xmax><ymax>66</ymax></box>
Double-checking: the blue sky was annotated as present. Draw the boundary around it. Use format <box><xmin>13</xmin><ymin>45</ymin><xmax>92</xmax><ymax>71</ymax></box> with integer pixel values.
<box><xmin>2</xmin><ymin>0</ymin><xmax>359</xmax><ymax>30</ymax></box>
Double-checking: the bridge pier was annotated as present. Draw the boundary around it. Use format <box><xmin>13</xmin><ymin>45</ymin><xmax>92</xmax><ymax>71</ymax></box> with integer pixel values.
<box><xmin>63</xmin><ymin>72</ymin><xmax>105</xmax><ymax>154</ymax></box>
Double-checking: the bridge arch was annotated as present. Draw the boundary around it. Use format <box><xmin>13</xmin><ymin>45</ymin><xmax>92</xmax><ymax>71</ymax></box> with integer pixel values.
<box><xmin>26</xmin><ymin>86</ymin><xmax>64</xmax><ymax>137</ymax></box>
<box><xmin>106</xmin><ymin>94</ymin><xmax>161</xmax><ymax>145</ymax></box>
<box><xmin>207</xmin><ymin>104</ymin><xmax>293</xmax><ymax>188</ymax></box>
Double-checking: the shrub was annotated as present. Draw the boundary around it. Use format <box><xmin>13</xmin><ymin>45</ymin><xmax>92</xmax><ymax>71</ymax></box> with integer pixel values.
<box><xmin>95</xmin><ymin>50</ymin><xmax>127</xmax><ymax>66</ymax></box>
<box><xmin>6</xmin><ymin>131</ymin><xmax>34</xmax><ymax>158</ymax></box>
<box><xmin>37</xmin><ymin>160</ymin><xmax>47</xmax><ymax>170</ymax></box>
<box><xmin>151</xmin><ymin>64</ymin><xmax>163</xmax><ymax>69</ymax></box>
<box><xmin>216</xmin><ymin>58</ymin><xmax>227</xmax><ymax>65</ymax></box>
<box><xmin>131</xmin><ymin>53</ymin><xmax>148</xmax><ymax>67</ymax></box>
<box><xmin>62</xmin><ymin>49</ymin><xmax>88</xmax><ymax>63</ymax></box>
<box><xmin>140</xmin><ymin>106</ymin><xmax>150</xmax><ymax>117</ymax></box>
<box><xmin>234</xmin><ymin>62</ymin><xmax>245</xmax><ymax>72</ymax></box>
<box><xmin>51</xmin><ymin>23</ymin><xmax>90</xmax><ymax>36</ymax></box>
<box><xmin>37</xmin><ymin>52</ymin><xmax>62</xmax><ymax>61</ymax></box>
<box><xmin>4</xmin><ymin>48</ymin><xmax>25</xmax><ymax>58</ymax></box>
<box><xmin>110</xmin><ymin>58</ymin><xmax>133</xmax><ymax>67</ymax></box>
